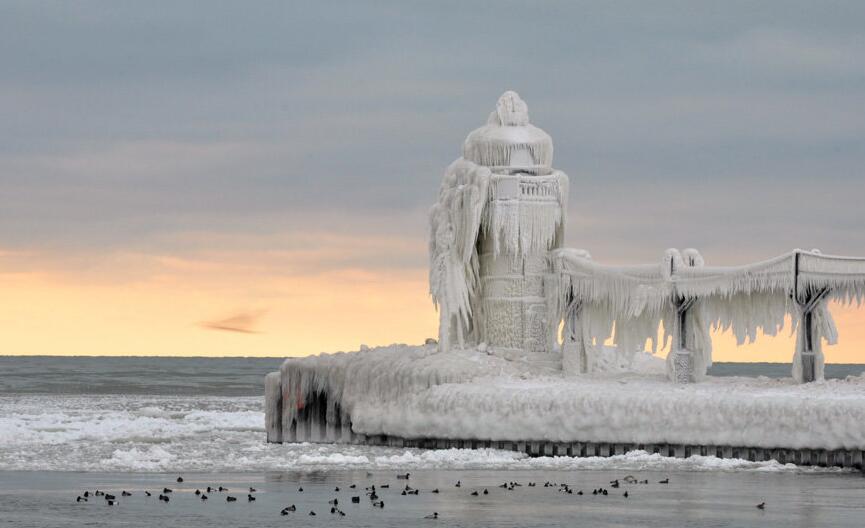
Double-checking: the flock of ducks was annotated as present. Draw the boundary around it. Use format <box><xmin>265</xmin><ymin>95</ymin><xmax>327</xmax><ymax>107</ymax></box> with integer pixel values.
<box><xmin>74</xmin><ymin>473</ymin><xmax>768</xmax><ymax>518</ymax></box>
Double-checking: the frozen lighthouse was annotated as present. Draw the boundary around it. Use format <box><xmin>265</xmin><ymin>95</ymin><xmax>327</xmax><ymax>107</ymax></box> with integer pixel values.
<box><xmin>429</xmin><ymin>91</ymin><xmax>568</xmax><ymax>361</ymax></box>
<box><xmin>263</xmin><ymin>91</ymin><xmax>865</xmax><ymax>469</ymax></box>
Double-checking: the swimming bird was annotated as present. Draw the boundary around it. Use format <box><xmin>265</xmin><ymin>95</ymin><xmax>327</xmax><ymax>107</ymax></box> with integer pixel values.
<box><xmin>602</xmin><ymin>489</ymin><xmax>608</xmax><ymax>496</ymax></box>
<box><xmin>397</xmin><ymin>473</ymin><xmax>410</xmax><ymax>480</ymax></box>
<box><xmin>218</xmin><ymin>486</ymin><xmax>228</xmax><ymax>492</ymax></box>
<box><xmin>330</xmin><ymin>507</ymin><xmax>337</xmax><ymax>514</ymax></box>
<box><xmin>611</xmin><ymin>480</ymin><xmax>620</xmax><ymax>488</ymax></box>
<box><xmin>431</xmin><ymin>489</ymin><xmax>439</xmax><ymax>494</ymax></box>
<box><xmin>372</xmin><ymin>500</ymin><xmax>384</xmax><ymax>508</ymax></box>
<box><xmin>163</xmin><ymin>488</ymin><xmax>172</xmax><ymax>493</ymax></box>
<box><xmin>455</xmin><ymin>480</ymin><xmax>461</xmax><ymax>487</ymax></box>
<box><xmin>298</xmin><ymin>486</ymin><xmax>303</xmax><ymax>492</ymax></box>
<box><xmin>329</xmin><ymin>498</ymin><xmax>338</xmax><ymax>505</ymax></box>
<box><xmin>380</xmin><ymin>484</ymin><xmax>389</xmax><ymax>489</ymax></box>
<box><xmin>337</xmin><ymin>510</ymin><xmax>346</xmax><ymax>516</ymax></box>
<box><xmin>106</xmin><ymin>500</ymin><xmax>116</xmax><ymax>506</ymax></box>
<box><xmin>226</xmin><ymin>496</ymin><xmax>237</xmax><ymax>502</ymax></box>
<box><xmin>351</xmin><ymin>496</ymin><xmax>360</xmax><ymax>503</ymax></box>
<box><xmin>285</xmin><ymin>504</ymin><xmax>296</xmax><ymax>512</ymax></box>
<box><xmin>483</xmin><ymin>489</ymin><xmax>488</xmax><ymax>495</ymax></box>
<box><xmin>121</xmin><ymin>491</ymin><xmax>131</xmax><ymax>497</ymax></box>
<box><xmin>249</xmin><ymin>487</ymin><xmax>256</xmax><ymax>492</ymax></box>
<box><xmin>200</xmin><ymin>494</ymin><xmax>208</xmax><ymax>500</ymax></box>
<box><xmin>424</xmin><ymin>512</ymin><xmax>439</xmax><ymax>519</ymax></box>
<box><xmin>176</xmin><ymin>477</ymin><xmax>183</xmax><ymax>483</ymax></box>
<box><xmin>95</xmin><ymin>490</ymin><xmax>104</xmax><ymax>496</ymax></box>
<box><xmin>624</xmin><ymin>491</ymin><xmax>629</xmax><ymax>498</ymax></box>
<box><xmin>334</xmin><ymin>486</ymin><xmax>339</xmax><ymax>492</ymax></box>
<box><xmin>104</xmin><ymin>494</ymin><xmax>116</xmax><ymax>501</ymax></box>
<box><xmin>659</xmin><ymin>478</ymin><xmax>669</xmax><ymax>484</ymax></box>
<box><xmin>349</xmin><ymin>484</ymin><xmax>356</xmax><ymax>489</ymax></box>
<box><xmin>248</xmin><ymin>494</ymin><xmax>256</xmax><ymax>502</ymax></box>
<box><xmin>158</xmin><ymin>494</ymin><xmax>169</xmax><ymax>503</ymax></box>
<box><xmin>470</xmin><ymin>491</ymin><xmax>479</xmax><ymax>496</ymax></box>
<box><xmin>195</xmin><ymin>489</ymin><xmax>201</xmax><ymax>495</ymax></box>
<box><xmin>83</xmin><ymin>491</ymin><xmax>90</xmax><ymax>498</ymax></box>
<box><xmin>207</xmin><ymin>486</ymin><xmax>213</xmax><ymax>493</ymax></box>
<box><xmin>577</xmin><ymin>490</ymin><xmax>583</xmax><ymax>495</ymax></box>
<box><xmin>757</xmin><ymin>502</ymin><xmax>766</xmax><ymax>510</ymax></box>
<box><xmin>145</xmin><ymin>491</ymin><xmax>151</xmax><ymax>497</ymax></box>
<box><xmin>309</xmin><ymin>511</ymin><xmax>316</xmax><ymax>516</ymax></box>
<box><xmin>369</xmin><ymin>492</ymin><xmax>379</xmax><ymax>500</ymax></box>
<box><xmin>76</xmin><ymin>496</ymin><xmax>86</xmax><ymax>502</ymax></box>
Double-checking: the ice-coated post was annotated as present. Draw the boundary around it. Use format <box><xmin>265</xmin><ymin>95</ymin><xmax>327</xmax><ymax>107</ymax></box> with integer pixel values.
<box><xmin>264</xmin><ymin>371</ymin><xmax>283</xmax><ymax>443</ymax></box>
<box><xmin>562</xmin><ymin>301</ymin><xmax>586</xmax><ymax>374</ymax></box>
<box><xmin>673</xmin><ymin>299</ymin><xmax>695</xmax><ymax>384</ymax></box>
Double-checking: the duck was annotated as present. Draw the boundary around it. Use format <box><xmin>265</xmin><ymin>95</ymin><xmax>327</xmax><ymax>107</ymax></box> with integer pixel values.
<box><xmin>218</xmin><ymin>486</ymin><xmax>228</xmax><ymax>492</ymax></box>
<box><xmin>194</xmin><ymin>489</ymin><xmax>201</xmax><ymax>496</ymax></box>
<box><xmin>162</xmin><ymin>488</ymin><xmax>172</xmax><ymax>494</ymax></box>
<box><xmin>757</xmin><ymin>502</ymin><xmax>766</xmax><ymax>510</ymax></box>
<box><xmin>121</xmin><ymin>491</ymin><xmax>132</xmax><ymax>497</ymax></box>
<box><xmin>200</xmin><ymin>494</ymin><xmax>208</xmax><ymax>500</ymax></box>
<box><xmin>104</xmin><ymin>494</ymin><xmax>116</xmax><ymax>501</ymax></box>
<box><xmin>372</xmin><ymin>500</ymin><xmax>384</xmax><ymax>508</ymax></box>
<box><xmin>351</xmin><ymin>496</ymin><xmax>360</xmax><ymax>503</ymax></box>
<box><xmin>624</xmin><ymin>491</ymin><xmax>629</xmax><ymax>498</ymax></box>
<box><xmin>145</xmin><ymin>491</ymin><xmax>151</xmax><ymax>497</ymax></box>
<box><xmin>298</xmin><ymin>486</ymin><xmax>303</xmax><ymax>492</ymax></box>
<box><xmin>309</xmin><ymin>511</ymin><xmax>316</xmax><ymax>516</ymax></box>
<box><xmin>176</xmin><ymin>477</ymin><xmax>183</xmax><ymax>483</ymax></box>
<box><xmin>329</xmin><ymin>498</ymin><xmax>338</xmax><ymax>505</ymax></box>
<box><xmin>396</xmin><ymin>473</ymin><xmax>410</xmax><ymax>480</ymax></box>
<box><xmin>349</xmin><ymin>484</ymin><xmax>356</xmax><ymax>489</ymax></box>
<box><xmin>206</xmin><ymin>486</ymin><xmax>213</xmax><ymax>493</ymax></box>
<box><xmin>659</xmin><ymin>478</ymin><xmax>669</xmax><ymax>484</ymax></box>
<box><xmin>284</xmin><ymin>504</ymin><xmax>296</xmax><ymax>512</ymax></box>
<box><xmin>106</xmin><ymin>500</ymin><xmax>116</xmax><ymax>506</ymax></box>
<box><xmin>83</xmin><ymin>491</ymin><xmax>90</xmax><ymax>498</ymax></box>
<box><xmin>482</xmin><ymin>489</ymin><xmax>488</xmax><ymax>495</ymax></box>
<box><xmin>470</xmin><ymin>491</ymin><xmax>479</xmax><ymax>496</ymax></box>
<box><xmin>455</xmin><ymin>480</ymin><xmax>461</xmax><ymax>488</ymax></box>
<box><xmin>76</xmin><ymin>496</ymin><xmax>86</xmax><ymax>502</ymax></box>
<box><xmin>424</xmin><ymin>512</ymin><xmax>439</xmax><ymax>519</ymax></box>
<box><xmin>334</xmin><ymin>486</ymin><xmax>339</xmax><ymax>492</ymax></box>
<box><xmin>226</xmin><ymin>496</ymin><xmax>237</xmax><ymax>502</ymax></box>
<box><xmin>249</xmin><ymin>487</ymin><xmax>256</xmax><ymax>492</ymax></box>
<box><xmin>431</xmin><ymin>488</ymin><xmax>439</xmax><ymax>494</ymax></box>
<box><xmin>247</xmin><ymin>494</ymin><xmax>256</xmax><ymax>502</ymax></box>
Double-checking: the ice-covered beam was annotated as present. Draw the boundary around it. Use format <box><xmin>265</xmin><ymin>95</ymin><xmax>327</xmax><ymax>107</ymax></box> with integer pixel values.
<box><xmin>264</xmin><ymin>371</ymin><xmax>282</xmax><ymax>443</ymax></box>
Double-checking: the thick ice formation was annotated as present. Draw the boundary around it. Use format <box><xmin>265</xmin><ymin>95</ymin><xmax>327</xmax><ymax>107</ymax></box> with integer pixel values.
<box><xmin>270</xmin><ymin>343</ymin><xmax>865</xmax><ymax>450</ymax></box>
<box><xmin>264</xmin><ymin>91</ymin><xmax>865</xmax><ymax>453</ymax></box>
<box><xmin>429</xmin><ymin>91</ymin><xmax>568</xmax><ymax>356</ymax></box>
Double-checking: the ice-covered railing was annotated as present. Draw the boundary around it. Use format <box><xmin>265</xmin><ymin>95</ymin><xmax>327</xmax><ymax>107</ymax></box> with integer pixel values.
<box><xmin>549</xmin><ymin>249</ymin><xmax>865</xmax><ymax>383</ymax></box>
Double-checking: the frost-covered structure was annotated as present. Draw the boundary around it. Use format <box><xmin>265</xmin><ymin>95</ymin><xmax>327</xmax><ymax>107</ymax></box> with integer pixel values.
<box><xmin>264</xmin><ymin>92</ymin><xmax>865</xmax><ymax>464</ymax></box>
<box><xmin>429</xmin><ymin>91</ymin><xmax>567</xmax><ymax>363</ymax></box>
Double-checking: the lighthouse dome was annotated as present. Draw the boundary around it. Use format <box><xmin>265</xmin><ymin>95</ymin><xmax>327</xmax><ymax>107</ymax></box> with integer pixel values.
<box><xmin>462</xmin><ymin>91</ymin><xmax>553</xmax><ymax>175</ymax></box>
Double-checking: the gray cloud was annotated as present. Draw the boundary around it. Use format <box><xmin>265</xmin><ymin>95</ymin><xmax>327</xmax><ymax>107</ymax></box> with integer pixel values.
<box><xmin>1</xmin><ymin>0</ymin><xmax>864</xmax><ymax>265</ymax></box>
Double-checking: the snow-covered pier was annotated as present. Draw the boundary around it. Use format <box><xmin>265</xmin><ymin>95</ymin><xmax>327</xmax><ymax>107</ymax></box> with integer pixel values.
<box><xmin>265</xmin><ymin>92</ymin><xmax>865</xmax><ymax>467</ymax></box>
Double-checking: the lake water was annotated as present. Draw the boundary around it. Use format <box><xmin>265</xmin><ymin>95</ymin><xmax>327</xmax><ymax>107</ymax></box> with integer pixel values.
<box><xmin>1</xmin><ymin>356</ymin><xmax>864</xmax><ymax>527</ymax></box>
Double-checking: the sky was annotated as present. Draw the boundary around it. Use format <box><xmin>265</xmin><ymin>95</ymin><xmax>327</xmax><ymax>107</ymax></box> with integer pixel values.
<box><xmin>1</xmin><ymin>1</ymin><xmax>864</xmax><ymax>361</ymax></box>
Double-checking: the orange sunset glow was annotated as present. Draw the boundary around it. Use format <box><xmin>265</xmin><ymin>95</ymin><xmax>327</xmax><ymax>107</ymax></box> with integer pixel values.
<box><xmin>3</xmin><ymin>238</ymin><xmax>864</xmax><ymax>362</ymax></box>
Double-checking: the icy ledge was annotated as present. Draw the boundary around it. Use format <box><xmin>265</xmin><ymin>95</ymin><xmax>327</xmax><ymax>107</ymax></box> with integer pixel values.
<box><xmin>266</xmin><ymin>344</ymin><xmax>865</xmax><ymax>452</ymax></box>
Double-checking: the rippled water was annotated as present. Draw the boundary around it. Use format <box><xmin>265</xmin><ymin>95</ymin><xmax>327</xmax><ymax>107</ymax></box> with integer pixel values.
<box><xmin>1</xmin><ymin>356</ymin><xmax>864</xmax><ymax>527</ymax></box>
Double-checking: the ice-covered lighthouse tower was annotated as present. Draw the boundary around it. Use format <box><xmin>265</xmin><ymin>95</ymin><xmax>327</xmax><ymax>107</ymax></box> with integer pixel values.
<box><xmin>430</xmin><ymin>91</ymin><xmax>568</xmax><ymax>361</ymax></box>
